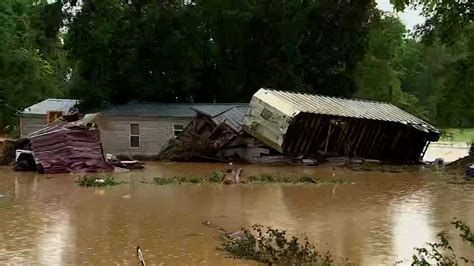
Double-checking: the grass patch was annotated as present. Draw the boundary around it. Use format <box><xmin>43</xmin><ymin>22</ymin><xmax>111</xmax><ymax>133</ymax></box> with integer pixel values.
<box><xmin>441</xmin><ymin>128</ymin><xmax>474</xmax><ymax>143</ymax></box>
<box><xmin>247</xmin><ymin>175</ymin><xmax>353</xmax><ymax>185</ymax></box>
<box><xmin>153</xmin><ymin>175</ymin><xmax>205</xmax><ymax>185</ymax></box>
<box><xmin>320</xmin><ymin>178</ymin><xmax>352</xmax><ymax>185</ymax></box>
<box><xmin>248</xmin><ymin>174</ymin><xmax>278</xmax><ymax>183</ymax></box>
<box><xmin>152</xmin><ymin>173</ymin><xmax>350</xmax><ymax>185</ymax></box>
<box><xmin>76</xmin><ymin>175</ymin><xmax>120</xmax><ymax>187</ymax></box>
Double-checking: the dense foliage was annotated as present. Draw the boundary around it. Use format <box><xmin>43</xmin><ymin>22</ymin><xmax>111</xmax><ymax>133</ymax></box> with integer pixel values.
<box><xmin>63</xmin><ymin>0</ymin><xmax>375</xmax><ymax>108</ymax></box>
<box><xmin>0</xmin><ymin>0</ymin><xmax>66</xmax><ymax>131</ymax></box>
<box><xmin>0</xmin><ymin>0</ymin><xmax>472</xmax><ymax>132</ymax></box>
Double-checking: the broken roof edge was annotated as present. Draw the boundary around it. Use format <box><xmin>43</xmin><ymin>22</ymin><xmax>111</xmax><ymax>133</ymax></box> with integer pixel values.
<box><xmin>256</xmin><ymin>88</ymin><xmax>440</xmax><ymax>134</ymax></box>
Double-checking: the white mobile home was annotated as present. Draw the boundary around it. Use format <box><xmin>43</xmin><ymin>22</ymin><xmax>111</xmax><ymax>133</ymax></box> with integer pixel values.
<box><xmin>98</xmin><ymin>103</ymin><xmax>244</xmax><ymax>158</ymax></box>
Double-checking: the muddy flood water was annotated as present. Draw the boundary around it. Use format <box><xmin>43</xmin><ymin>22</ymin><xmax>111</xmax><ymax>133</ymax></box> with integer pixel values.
<box><xmin>0</xmin><ymin>162</ymin><xmax>473</xmax><ymax>264</ymax></box>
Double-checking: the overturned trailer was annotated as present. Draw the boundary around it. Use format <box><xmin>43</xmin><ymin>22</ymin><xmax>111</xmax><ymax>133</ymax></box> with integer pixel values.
<box><xmin>244</xmin><ymin>89</ymin><xmax>441</xmax><ymax>163</ymax></box>
<box><xmin>159</xmin><ymin>103</ymin><xmax>320</xmax><ymax>164</ymax></box>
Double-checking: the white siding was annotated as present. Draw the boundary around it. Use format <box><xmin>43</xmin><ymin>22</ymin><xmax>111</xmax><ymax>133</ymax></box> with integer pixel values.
<box><xmin>19</xmin><ymin>116</ymin><xmax>47</xmax><ymax>137</ymax></box>
<box><xmin>98</xmin><ymin>116</ymin><xmax>192</xmax><ymax>157</ymax></box>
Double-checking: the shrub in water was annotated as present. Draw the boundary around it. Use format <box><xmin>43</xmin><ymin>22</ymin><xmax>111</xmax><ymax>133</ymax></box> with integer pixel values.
<box><xmin>410</xmin><ymin>219</ymin><xmax>473</xmax><ymax>264</ymax></box>
<box><xmin>220</xmin><ymin>224</ymin><xmax>333</xmax><ymax>265</ymax></box>
<box><xmin>209</xmin><ymin>170</ymin><xmax>226</xmax><ymax>183</ymax></box>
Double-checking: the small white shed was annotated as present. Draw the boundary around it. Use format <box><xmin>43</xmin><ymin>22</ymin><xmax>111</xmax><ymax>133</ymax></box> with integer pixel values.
<box><xmin>17</xmin><ymin>99</ymin><xmax>79</xmax><ymax>137</ymax></box>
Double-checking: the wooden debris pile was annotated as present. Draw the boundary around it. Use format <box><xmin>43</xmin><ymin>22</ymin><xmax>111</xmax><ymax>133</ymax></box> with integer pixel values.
<box><xmin>158</xmin><ymin>113</ymin><xmax>239</xmax><ymax>161</ymax></box>
<box><xmin>158</xmin><ymin>105</ymin><xmax>320</xmax><ymax>165</ymax></box>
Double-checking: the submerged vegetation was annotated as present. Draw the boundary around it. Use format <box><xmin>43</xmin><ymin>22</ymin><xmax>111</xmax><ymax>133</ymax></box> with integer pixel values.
<box><xmin>220</xmin><ymin>224</ymin><xmax>334</xmax><ymax>265</ymax></box>
<box><xmin>152</xmin><ymin>172</ymin><xmax>350</xmax><ymax>186</ymax></box>
<box><xmin>410</xmin><ymin>219</ymin><xmax>473</xmax><ymax>264</ymax></box>
<box><xmin>209</xmin><ymin>170</ymin><xmax>226</xmax><ymax>183</ymax></box>
<box><xmin>221</xmin><ymin>219</ymin><xmax>473</xmax><ymax>265</ymax></box>
<box><xmin>153</xmin><ymin>175</ymin><xmax>204</xmax><ymax>185</ymax></box>
<box><xmin>248</xmin><ymin>174</ymin><xmax>351</xmax><ymax>185</ymax></box>
<box><xmin>75</xmin><ymin>175</ymin><xmax>120</xmax><ymax>187</ymax></box>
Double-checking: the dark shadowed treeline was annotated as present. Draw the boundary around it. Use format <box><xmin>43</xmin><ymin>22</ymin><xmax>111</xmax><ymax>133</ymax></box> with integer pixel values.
<box><xmin>0</xmin><ymin>0</ymin><xmax>472</xmax><ymax>133</ymax></box>
<box><xmin>63</xmin><ymin>0</ymin><xmax>375</xmax><ymax>107</ymax></box>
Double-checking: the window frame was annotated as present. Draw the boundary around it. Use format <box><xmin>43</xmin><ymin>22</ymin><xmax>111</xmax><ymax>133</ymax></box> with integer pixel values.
<box><xmin>129</xmin><ymin>123</ymin><xmax>140</xmax><ymax>148</ymax></box>
<box><xmin>173</xmin><ymin>124</ymin><xmax>185</xmax><ymax>138</ymax></box>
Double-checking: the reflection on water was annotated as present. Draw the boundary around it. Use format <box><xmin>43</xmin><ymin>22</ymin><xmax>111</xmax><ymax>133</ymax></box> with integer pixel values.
<box><xmin>0</xmin><ymin>162</ymin><xmax>473</xmax><ymax>264</ymax></box>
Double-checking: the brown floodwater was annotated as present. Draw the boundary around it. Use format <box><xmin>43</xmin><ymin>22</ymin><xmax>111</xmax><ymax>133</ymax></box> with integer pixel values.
<box><xmin>0</xmin><ymin>162</ymin><xmax>473</xmax><ymax>265</ymax></box>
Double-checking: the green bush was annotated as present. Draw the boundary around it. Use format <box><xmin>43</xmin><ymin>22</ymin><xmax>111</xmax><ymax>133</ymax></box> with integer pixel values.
<box><xmin>209</xmin><ymin>170</ymin><xmax>226</xmax><ymax>183</ymax></box>
<box><xmin>220</xmin><ymin>224</ymin><xmax>333</xmax><ymax>265</ymax></box>
<box><xmin>410</xmin><ymin>219</ymin><xmax>473</xmax><ymax>264</ymax></box>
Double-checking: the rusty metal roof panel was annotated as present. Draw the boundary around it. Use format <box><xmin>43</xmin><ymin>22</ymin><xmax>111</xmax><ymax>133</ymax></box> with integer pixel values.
<box><xmin>256</xmin><ymin>89</ymin><xmax>437</xmax><ymax>131</ymax></box>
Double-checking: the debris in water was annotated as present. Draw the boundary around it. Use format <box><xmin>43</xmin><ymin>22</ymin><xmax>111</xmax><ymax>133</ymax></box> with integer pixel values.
<box><xmin>136</xmin><ymin>246</ymin><xmax>146</xmax><ymax>266</ymax></box>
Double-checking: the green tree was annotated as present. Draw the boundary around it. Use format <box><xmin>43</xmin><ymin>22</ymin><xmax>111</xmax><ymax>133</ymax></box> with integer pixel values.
<box><xmin>392</xmin><ymin>0</ymin><xmax>473</xmax><ymax>43</ymax></box>
<box><xmin>435</xmin><ymin>25</ymin><xmax>474</xmax><ymax>127</ymax></box>
<box><xmin>355</xmin><ymin>14</ymin><xmax>428</xmax><ymax>119</ymax></box>
<box><xmin>62</xmin><ymin>0</ymin><xmax>377</xmax><ymax>108</ymax></box>
<box><xmin>0</xmin><ymin>0</ymin><xmax>66</xmax><ymax>133</ymax></box>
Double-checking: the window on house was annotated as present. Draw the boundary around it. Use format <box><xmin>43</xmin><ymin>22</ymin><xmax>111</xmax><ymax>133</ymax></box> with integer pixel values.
<box><xmin>173</xmin><ymin>124</ymin><xmax>184</xmax><ymax>137</ymax></box>
<box><xmin>130</xmin><ymin>124</ymin><xmax>140</xmax><ymax>147</ymax></box>
<box><xmin>260</xmin><ymin>108</ymin><xmax>273</xmax><ymax>120</ymax></box>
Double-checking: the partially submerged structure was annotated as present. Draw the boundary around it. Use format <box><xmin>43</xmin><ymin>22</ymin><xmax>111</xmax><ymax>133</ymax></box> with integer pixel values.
<box><xmin>18</xmin><ymin>99</ymin><xmax>79</xmax><ymax>137</ymax></box>
<box><xmin>158</xmin><ymin>104</ymin><xmax>318</xmax><ymax>164</ymax></box>
<box><xmin>19</xmin><ymin>90</ymin><xmax>440</xmax><ymax>167</ymax></box>
<box><xmin>158</xmin><ymin>105</ymin><xmax>251</xmax><ymax>161</ymax></box>
<box><xmin>98</xmin><ymin>103</ymin><xmax>246</xmax><ymax>158</ymax></box>
<box><xmin>17</xmin><ymin>114</ymin><xmax>113</xmax><ymax>174</ymax></box>
<box><xmin>244</xmin><ymin>89</ymin><xmax>441</xmax><ymax>163</ymax></box>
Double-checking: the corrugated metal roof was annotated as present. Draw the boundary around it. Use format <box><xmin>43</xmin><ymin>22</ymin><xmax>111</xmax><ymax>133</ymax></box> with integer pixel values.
<box><xmin>192</xmin><ymin>105</ymin><xmax>249</xmax><ymax>132</ymax></box>
<box><xmin>20</xmin><ymin>99</ymin><xmax>79</xmax><ymax>115</ymax></box>
<box><xmin>256</xmin><ymin>89</ymin><xmax>438</xmax><ymax>131</ymax></box>
<box><xmin>101</xmin><ymin>103</ymin><xmax>246</xmax><ymax>118</ymax></box>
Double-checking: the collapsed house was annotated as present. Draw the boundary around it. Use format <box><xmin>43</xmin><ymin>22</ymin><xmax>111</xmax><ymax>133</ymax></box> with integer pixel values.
<box><xmin>244</xmin><ymin>89</ymin><xmax>441</xmax><ymax>163</ymax></box>
<box><xmin>158</xmin><ymin>104</ymin><xmax>318</xmax><ymax>164</ymax></box>
<box><xmin>158</xmin><ymin>105</ymin><xmax>253</xmax><ymax>161</ymax></box>
<box><xmin>161</xmin><ymin>89</ymin><xmax>441</xmax><ymax>164</ymax></box>
<box><xmin>15</xmin><ymin>114</ymin><xmax>113</xmax><ymax>174</ymax></box>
